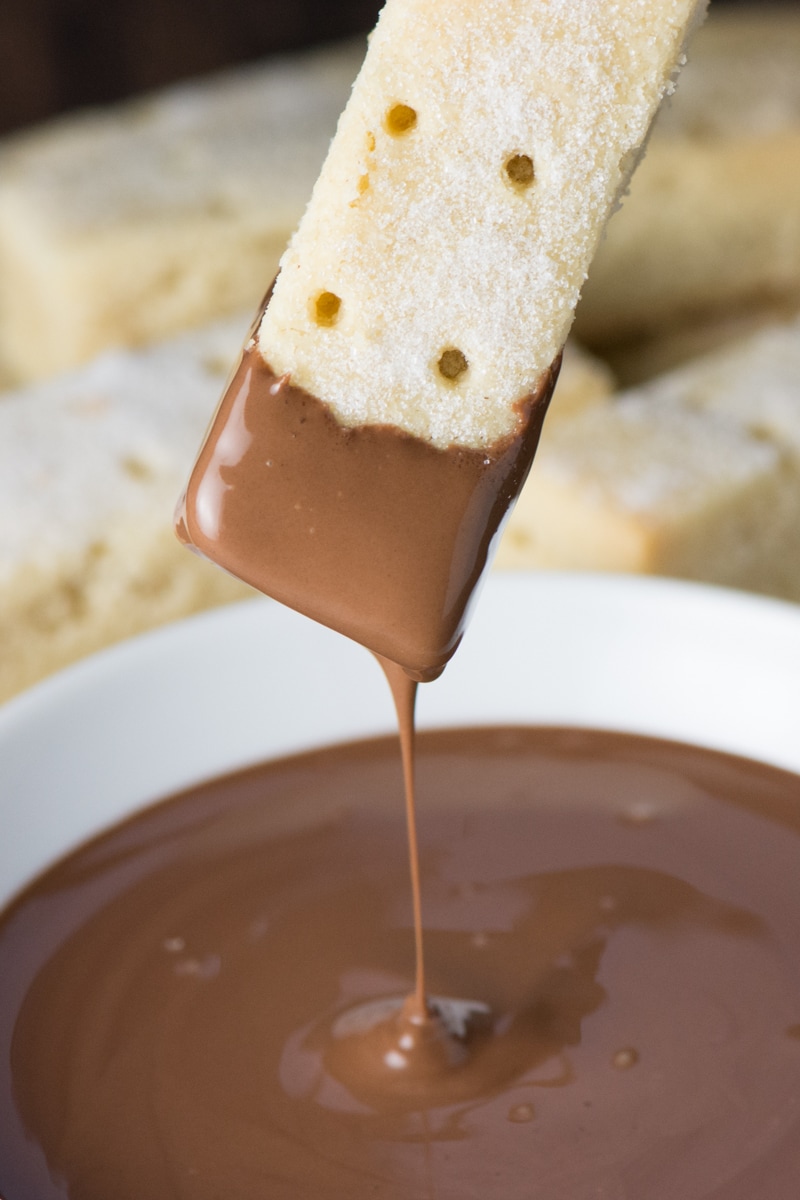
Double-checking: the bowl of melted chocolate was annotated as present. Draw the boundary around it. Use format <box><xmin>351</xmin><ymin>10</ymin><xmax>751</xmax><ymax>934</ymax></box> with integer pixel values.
<box><xmin>2</xmin><ymin>572</ymin><xmax>800</xmax><ymax>1200</ymax></box>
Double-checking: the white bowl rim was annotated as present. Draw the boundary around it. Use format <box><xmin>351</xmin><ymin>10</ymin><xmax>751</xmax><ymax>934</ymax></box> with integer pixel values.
<box><xmin>2</xmin><ymin>571</ymin><xmax>799</xmax><ymax>907</ymax></box>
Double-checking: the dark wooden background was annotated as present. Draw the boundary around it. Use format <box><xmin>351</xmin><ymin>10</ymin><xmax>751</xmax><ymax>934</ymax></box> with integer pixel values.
<box><xmin>0</xmin><ymin>0</ymin><xmax>380</xmax><ymax>136</ymax></box>
<box><xmin>0</xmin><ymin>0</ymin><xmax>780</xmax><ymax>138</ymax></box>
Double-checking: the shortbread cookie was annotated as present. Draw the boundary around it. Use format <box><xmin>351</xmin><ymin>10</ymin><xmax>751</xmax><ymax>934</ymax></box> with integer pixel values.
<box><xmin>0</xmin><ymin>318</ymin><xmax>254</xmax><ymax>704</ymax></box>
<box><xmin>181</xmin><ymin>0</ymin><xmax>706</xmax><ymax>677</ymax></box>
<box><xmin>0</xmin><ymin>359</ymin><xmax>13</xmax><ymax>395</ymax></box>
<box><xmin>497</xmin><ymin>321</ymin><xmax>800</xmax><ymax>601</ymax></box>
<box><xmin>547</xmin><ymin>341</ymin><xmax>615</xmax><ymax>425</ymax></box>
<box><xmin>0</xmin><ymin>40</ymin><xmax>364</xmax><ymax>384</ymax></box>
<box><xmin>604</xmin><ymin>303</ymin><xmax>799</xmax><ymax>387</ymax></box>
<box><xmin>575</xmin><ymin>6</ymin><xmax>800</xmax><ymax>345</ymax></box>
<box><xmin>652</xmin><ymin>6</ymin><xmax>800</xmax><ymax>141</ymax></box>
<box><xmin>642</xmin><ymin>317</ymin><xmax>800</xmax><ymax>459</ymax></box>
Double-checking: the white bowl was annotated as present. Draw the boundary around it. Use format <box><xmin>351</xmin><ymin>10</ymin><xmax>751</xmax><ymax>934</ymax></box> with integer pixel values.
<box><xmin>2</xmin><ymin>572</ymin><xmax>800</xmax><ymax>910</ymax></box>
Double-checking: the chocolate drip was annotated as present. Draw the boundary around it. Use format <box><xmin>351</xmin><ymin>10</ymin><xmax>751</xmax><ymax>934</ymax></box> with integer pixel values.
<box><xmin>3</xmin><ymin>728</ymin><xmax>800</xmax><ymax>1198</ymax></box>
<box><xmin>174</xmin><ymin>306</ymin><xmax>559</xmax><ymax>1071</ymax></box>
<box><xmin>376</xmin><ymin>654</ymin><xmax>427</xmax><ymax>1014</ymax></box>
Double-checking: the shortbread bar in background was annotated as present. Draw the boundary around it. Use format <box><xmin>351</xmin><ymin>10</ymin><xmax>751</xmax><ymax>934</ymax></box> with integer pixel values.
<box><xmin>546</xmin><ymin>341</ymin><xmax>614</xmax><ymax>425</ymax></box>
<box><xmin>603</xmin><ymin>302</ymin><xmax>799</xmax><ymax>388</ymax></box>
<box><xmin>0</xmin><ymin>318</ymin><xmax>254</xmax><ymax>704</ymax></box>
<box><xmin>181</xmin><ymin>0</ymin><xmax>706</xmax><ymax>676</ymax></box>
<box><xmin>640</xmin><ymin>319</ymin><xmax>800</xmax><ymax>462</ymax></box>
<box><xmin>574</xmin><ymin>5</ymin><xmax>800</xmax><ymax>348</ymax></box>
<box><xmin>497</xmin><ymin>320</ymin><xmax>800</xmax><ymax>601</ymax></box>
<box><xmin>0</xmin><ymin>40</ymin><xmax>364</xmax><ymax>384</ymax></box>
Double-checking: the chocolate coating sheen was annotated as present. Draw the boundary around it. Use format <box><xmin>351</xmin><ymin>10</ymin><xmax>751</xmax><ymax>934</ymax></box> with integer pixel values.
<box><xmin>4</xmin><ymin>727</ymin><xmax>800</xmax><ymax>1199</ymax></box>
<box><xmin>176</xmin><ymin>334</ymin><xmax>558</xmax><ymax>680</ymax></box>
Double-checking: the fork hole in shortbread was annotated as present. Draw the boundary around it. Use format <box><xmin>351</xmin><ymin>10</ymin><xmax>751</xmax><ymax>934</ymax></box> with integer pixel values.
<box><xmin>385</xmin><ymin>103</ymin><xmax>417</xmax><ymax>135</ymax></box>
<box><xmin>505</xmin><ymin>154</ymin><xmax>534</xmax><ymax>188</ymax></box>
<box><xmin>313</xmin><ymin>291</ymin><xmax>342</xmax><ymax>327</ymax></box>
<box><xmin>437</xmin><ymin>348</ymin><xmax>469</xmax><ymax>381</ymax></box>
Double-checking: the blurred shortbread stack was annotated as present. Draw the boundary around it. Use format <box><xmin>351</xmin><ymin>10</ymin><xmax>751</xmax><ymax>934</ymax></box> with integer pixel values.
<box><xmin>573</xmin><ymin>4</ymin><xmax>800</xmax><ymax>371</ymax></box>
<box><xmin>0</xmin><ymin>318</ymin><xmax>254</xmax><ymax>703</ymax></box>
<box><xmin>0</xmin><ymin>40</ymin><xmax>364</xmax><ymax>384</ymax></box>
<box><xmin>498</xmin><ymin>320</ymin><xmax>800</xmax><ymax>602</ymax></box>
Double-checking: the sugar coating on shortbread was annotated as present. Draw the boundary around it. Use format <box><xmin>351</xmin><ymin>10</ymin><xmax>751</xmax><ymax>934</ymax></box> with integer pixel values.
<box><xmin>260</xmin><ymin>0</ymin><xmax>706</xmax><ymax>450</ymax></box>
<box><xmin>497</xmin><ymin>318</ymin><xmax>800</xmax><ymax>600</ymax></box>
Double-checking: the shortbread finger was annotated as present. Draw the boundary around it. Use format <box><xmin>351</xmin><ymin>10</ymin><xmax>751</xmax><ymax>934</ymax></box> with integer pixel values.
<box><xmin>259</xmin><ymin>0</ymin><xmax>706</xmax><ymax>450</ymax></box>
<box><xmin>181</xmin><ymin>0</ymin><xmax>706</xmax><ymax>677</ymax></box>
<box><xmin>0</xmin><ymin>318</ymin><xmax>254</xmax><ymax>704</ymax></box>
<box><xmin>497</xmin><ymin>321</ymin><xmax>800</xmax><ymax>601</ymax></box>
<box><xmin>0</xmin><ymin>40</ymin><xmax>364</xmax><ymax>384</ymax></box>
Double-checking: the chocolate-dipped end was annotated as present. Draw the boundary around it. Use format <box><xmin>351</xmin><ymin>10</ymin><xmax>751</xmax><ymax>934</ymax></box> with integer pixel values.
<box><xmin>176</xmin><ymin>335</ymin><xmax>560</xmax><ymax>680</ymax></box>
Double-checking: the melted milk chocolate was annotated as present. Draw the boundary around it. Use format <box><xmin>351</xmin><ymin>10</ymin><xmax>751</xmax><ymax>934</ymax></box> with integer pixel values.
<box><xmin>377</xmin><ymin>656</ymin><xmax>427</xmax><ymax>1013</ymax></box>
<box><xmin>176</xmin><ymin>336</ymin><xmax>558</xmax><ymax>679</ymax></box>
<box><xmin>173</xmin><ymin>299</ymin><xmax>558</xmax><ymax>1070</ymax></box>
<box><xmin>3</xmin><ymin>727</ymin><xmax>800</xmax><ymax>1199</ymax></box>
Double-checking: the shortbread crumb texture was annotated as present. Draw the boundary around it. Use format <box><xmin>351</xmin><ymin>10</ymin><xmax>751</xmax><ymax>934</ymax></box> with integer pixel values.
<box><xmin>0</xmin><ymin>318</ymin><xmax>255</xmax><ymax>703</ymax></box>
<box><xmin>260</xmin><ymin>0</ymin><xmax>705</xmax><ymax>449</ymax></box>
